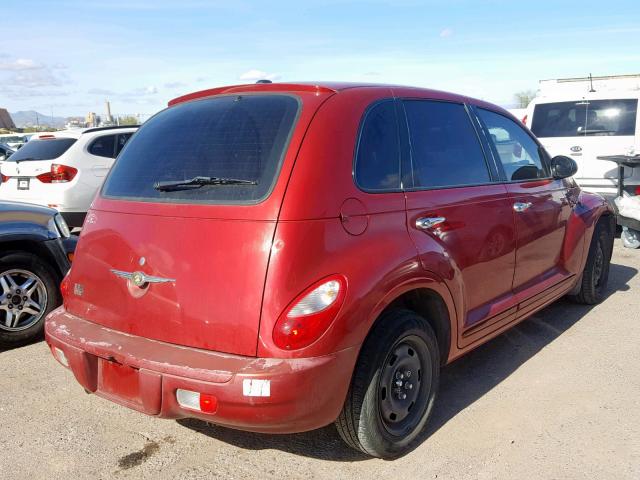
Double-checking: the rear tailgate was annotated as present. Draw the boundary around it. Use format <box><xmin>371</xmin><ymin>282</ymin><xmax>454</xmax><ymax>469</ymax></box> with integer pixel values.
<box><xmin>66</xmin><ymin>210</ymin><xmax>276</xmax><ymax>356</ymax></box>
<box><xmin>63</xmin><ymin>87</ymin><xmax>335</xmax><ymax>356</ymax></box>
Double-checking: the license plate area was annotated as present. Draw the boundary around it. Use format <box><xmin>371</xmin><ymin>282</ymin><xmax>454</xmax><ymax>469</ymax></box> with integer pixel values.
<box><xmin>98</xmin><ymin>359</ymin><xmax>141</xmax><ymax>402</ymax></box>
<box><xmin>96</xmin><ymin>358</ymin><xmax>162</xmax><ymax>414</ymax></box>
<box><xmin>17</xmin><ymin>178</ymin><xmax>30</xmax><ymax>190</ymax></box>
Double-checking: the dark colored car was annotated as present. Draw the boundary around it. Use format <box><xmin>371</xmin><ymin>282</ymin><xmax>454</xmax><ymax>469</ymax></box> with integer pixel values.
<box><xmin>46</xmin><ymin>82</ymin><xmax>614</xmax><ymax>458</ymax></box>
<box><xmin>0</xmin><ymin>201</ymin><xmax>76</xmax><ymax>346</ymax></box>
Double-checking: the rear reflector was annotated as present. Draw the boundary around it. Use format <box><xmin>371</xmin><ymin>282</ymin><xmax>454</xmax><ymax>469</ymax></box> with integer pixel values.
<box><xmin>176</xmin><ymin>389</ymin><xmax>218</xmax><ymax>414</ymax></box>
<box><xmin>52</xmin><ymin>346</ymin><xmax>69</xmax><ymax>367</ymax></box>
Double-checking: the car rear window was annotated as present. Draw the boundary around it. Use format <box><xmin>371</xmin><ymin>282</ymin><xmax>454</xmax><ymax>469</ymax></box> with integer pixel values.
<box><xmin>7</xmin><ymin>138</ymin><xmax>76</xmax><ymax>161</ymax></box>
<box><xmin>102</xmin><ymin>94</ymin><xmax>299</xmax><ymax>204</ymax></box>
<box><xmin>531</xmin><ymin>99</ymin><xmax>638</xmax><ymax>138</ymax></box>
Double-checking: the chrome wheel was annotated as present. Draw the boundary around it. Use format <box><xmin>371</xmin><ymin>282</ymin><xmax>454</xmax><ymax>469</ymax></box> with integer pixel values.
<box><xmin>0</xmin><ymin>269</ymin><xmax>47</xmax><ymax>332</ymax></box>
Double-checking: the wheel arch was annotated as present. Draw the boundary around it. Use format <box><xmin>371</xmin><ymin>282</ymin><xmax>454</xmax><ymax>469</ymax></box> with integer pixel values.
<box><xmin>0</xmin><ymin>239</ymin><xmax>65</xmax><ymax>280</ymax></box>
<box><xmin>364</xmin><ymin>278</ymin><xmax>457</xmax><ymax>366</ymax></box>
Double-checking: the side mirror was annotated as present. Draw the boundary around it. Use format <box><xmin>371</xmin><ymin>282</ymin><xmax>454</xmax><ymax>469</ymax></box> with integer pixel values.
<box><xmin>551</xmin><ymin>155</ymin><xmax>578</xmax><ymax>179</ymax></box>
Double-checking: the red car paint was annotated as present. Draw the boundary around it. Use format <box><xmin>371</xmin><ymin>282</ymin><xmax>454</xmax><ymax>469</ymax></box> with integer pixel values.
<box><xmin>45</xmin><ymin>82</ymin><xmax>613</xmax><ymax>434</ymax></box>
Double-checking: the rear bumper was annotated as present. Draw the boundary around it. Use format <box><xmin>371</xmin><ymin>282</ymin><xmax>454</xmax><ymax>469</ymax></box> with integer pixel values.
<box><xmin>45</xmin><ymin>307</ymin><xmax>358</xmax><ymax>433</ymax></box>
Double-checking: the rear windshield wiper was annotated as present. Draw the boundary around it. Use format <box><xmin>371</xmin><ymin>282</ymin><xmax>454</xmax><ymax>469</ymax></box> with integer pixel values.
<box><xmin>154</xmin><ymin>176</ymin><xmax>258</xmax><ymax>192</ymax></box>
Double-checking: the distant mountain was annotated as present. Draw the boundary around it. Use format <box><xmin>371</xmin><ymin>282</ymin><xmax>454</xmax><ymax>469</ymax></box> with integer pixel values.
<box><xmin>10</xmin><ymin>111</ymin><xmax>67</xmax><ymax>129</ymax></box>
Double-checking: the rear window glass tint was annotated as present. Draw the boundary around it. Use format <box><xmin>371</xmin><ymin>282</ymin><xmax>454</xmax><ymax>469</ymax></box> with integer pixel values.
<box><xmin>404</xmin><ymin>100</ymin><xmax>490</xmax><ymax>188</ymax></box>
<box><xmin>355</xmin><ymin>101</ymin><xmax>401</xmax><ymax>191</ymax></box>
<box><xmin>102</xmin><ymin>95</ymin><xmax>299</xmax><ymax>204</ymax></box>
<box><xmin>531</xmin><ymin>99</ymin><xmax>638</xmax><ymax>137</ymax></box>
<box><xmin>7</xmin><ymin>138</ymin><xmax>76</xmax><ymax>162</ymax></box>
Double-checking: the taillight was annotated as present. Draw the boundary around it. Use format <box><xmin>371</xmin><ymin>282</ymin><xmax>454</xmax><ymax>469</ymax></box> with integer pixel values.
<box><xmin>1</xmin><ymin>174</ymin><xmax>9</xmax><ymax>183</ymax></box>
<box><xmin>273</xmin><ymin>275</ymin><xmax>347</xmax><ymax>350</ymax></box>
<box><xmin>60</xmin><ymin>273</ymin><xmax>71</xmax><ymax>303</ymax></box>
<box><xmin>522</xmin><ymin>114</ymin><xmax>528</xmax><ymax>125</ymax></box>
<box><xmin>37</xmin><ymin>164</ymin><xmax>77</xmax><ymax>183</ymax></box>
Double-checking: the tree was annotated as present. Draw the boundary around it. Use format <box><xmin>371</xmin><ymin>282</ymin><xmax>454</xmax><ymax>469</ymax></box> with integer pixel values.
<box><xmin>514</xmin><ymin>90</ymin><xmax>536</xmax><ymax>108</ymax></box>
<box><xmin>118</xmin><ymin>115</ymin><xmax>138</xmax><ymax>126</ymax></box>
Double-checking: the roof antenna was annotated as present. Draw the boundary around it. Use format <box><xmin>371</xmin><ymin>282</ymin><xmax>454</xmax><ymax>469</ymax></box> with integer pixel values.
<box><xmin>256</xmin><ymin>79</ymin><xmax>272</xmax><ymax>84</ymax></box>
<box><xmin>588</xmin><ymin>73</ymin><xmax>596</xmax><ymax>92</ymax></box>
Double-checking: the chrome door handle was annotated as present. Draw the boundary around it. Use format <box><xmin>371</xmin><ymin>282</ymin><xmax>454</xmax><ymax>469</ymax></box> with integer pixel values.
<box><xmin>513</xmin><ymin>202</ymin><xmax>532</xmax><ymax>213</ymax></box>
<box><xmin>415</xmin><ymin>216</ymin><xmax>446</xmax><ymax>230</ymax></box>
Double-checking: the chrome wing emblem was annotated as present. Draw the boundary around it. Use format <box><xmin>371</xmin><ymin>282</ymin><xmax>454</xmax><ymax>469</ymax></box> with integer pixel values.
<box><xmin>111</xmin><ymin>269</ymin><xmax>175</xmax><ymax>288</ymax></box>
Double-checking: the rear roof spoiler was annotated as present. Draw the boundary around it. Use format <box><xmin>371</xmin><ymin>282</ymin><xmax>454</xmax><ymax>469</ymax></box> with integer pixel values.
<box><xmin>83</xmin><ymin>125</ymin><xmax>140</xmax><ymax>134</ymax></box>
<box><xmin>168</xmin><ymin>83</ymin><xmax>337</xmax><ymax>107</ymax></box>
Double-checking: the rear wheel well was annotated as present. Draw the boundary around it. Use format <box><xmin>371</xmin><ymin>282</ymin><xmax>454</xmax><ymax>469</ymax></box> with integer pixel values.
<box><xmin>384</xmin><ymin>288</ymin><xmax>451</xmax><ymax>365</ymax></box>
<box><xmin>0</xmin><ymin>240</ymin><xmax>63</xmax><ymax>280</ymax></box>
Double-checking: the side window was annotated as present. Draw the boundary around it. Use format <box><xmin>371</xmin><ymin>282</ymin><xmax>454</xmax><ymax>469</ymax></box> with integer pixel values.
<box><xmin>355</xmin><ymin>100</ymin><xmax>401</xmax><ymax>191</ymax></box>
<box><xmin>403</xmin><ymin>100</ymin><xmax>490</xmax><ymax>189</ymax></box>
<box><xmin>88</xmin><ymin>135</ymin><xmax>116</xmax><ymax>158</ymax></box>
<box><xmin>477</xmin><ymin>108</ymin><xmax>548</xmax><ymax>181</ymax></box>
<box><xmin>115</xmin><ymin>133</ymin><xmax>133</xmax><ymax>156</ymax></box>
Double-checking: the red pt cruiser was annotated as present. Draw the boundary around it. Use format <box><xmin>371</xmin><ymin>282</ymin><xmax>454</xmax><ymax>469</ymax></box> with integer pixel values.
<box><xmin>46</xmin><ymin>82</ymin><xmax>614</xmax><ymax>458</ymax></box>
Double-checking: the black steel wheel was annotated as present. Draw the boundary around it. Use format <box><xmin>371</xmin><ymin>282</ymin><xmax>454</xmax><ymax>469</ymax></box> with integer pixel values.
<box><xmin>336</xmin><ymin>309</ymin><xmax>440</xmax><ymax>458</ymax></box>
<box><xmin>378</xmin><ymin>335</ymin><xmax>431</xmax><ymax>437</ymax></box>
<box><xmin>569</xmin><ymin>220</ymin><xmax>613</xmax><ymax>305</ymax></box>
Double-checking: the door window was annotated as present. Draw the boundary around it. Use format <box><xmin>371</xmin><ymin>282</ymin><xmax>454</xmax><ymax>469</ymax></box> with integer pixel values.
<box><xmin>403</xmin><ymin>100</ymin><xmax>491</xmax><ymax>189</ymax></box>
<box><xmin>89</xmin><ymin>135</ymin><xmax>116</xmax><ymax>158</ymax></box>
<box><xmin>354</xmin><ymin>100</ymin><xmax>401</xmax><ymax>191</ymax></box>
<box><xmin>478</xmin><ymin>108</ymin><xmax>549</xmax><ymax>182</ymax></box>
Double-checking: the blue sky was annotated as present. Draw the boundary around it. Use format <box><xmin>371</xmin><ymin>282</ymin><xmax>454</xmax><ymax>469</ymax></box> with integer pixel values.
<box><xmin>1</xmin><ymin>0</ymin><xmax>639</xmax><ymax>118</ymax></box>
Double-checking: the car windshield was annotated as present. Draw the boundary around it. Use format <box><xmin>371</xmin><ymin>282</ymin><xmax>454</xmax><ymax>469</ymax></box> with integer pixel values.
<box><xmin>102</xmin><ymin>94</ymin><xmax>300</xmax><ymax>204</ymax></box>
<box><xmin>531</xmin><ymin>99</ymin><xmax>638</xmax><ymax>138</ymax></box>
<box><xmin>7</xmin><ymin>138</ymin><xmax>77</xmax><ymax>161</ymax></box>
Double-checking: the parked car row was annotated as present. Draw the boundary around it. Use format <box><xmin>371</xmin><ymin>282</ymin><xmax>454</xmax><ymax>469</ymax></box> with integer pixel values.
<box><xmin>41</xmin><ymin>81</ymin><xmax>614</xmax><ymax>458</ymax></box>
<box><xmin>0</xmin><ymin>126</ymin><xmax>138</xmax><ymax>227</ymax></box>
<box><xmin>0</xmin><ymin>200</ymin><xmax>76</xmax><ymax>346</ymax></box>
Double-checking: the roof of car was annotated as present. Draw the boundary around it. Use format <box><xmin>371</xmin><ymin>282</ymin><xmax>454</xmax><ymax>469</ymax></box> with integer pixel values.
<box><xmin>168</xmin><ymin>81</ymin><xmax>500</xmax><ymax>110</ymax></box>
<box><xmin>168</xmin><ymin>81</ymin><xmax>514</xmax><ymax>122</ymax></box>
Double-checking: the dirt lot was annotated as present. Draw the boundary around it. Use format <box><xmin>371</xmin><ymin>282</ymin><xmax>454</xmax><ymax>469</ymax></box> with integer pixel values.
<box><xmin>1</xmin><ymin>240</ymin><xmax>638</xmax><ymax>479</ymax></box>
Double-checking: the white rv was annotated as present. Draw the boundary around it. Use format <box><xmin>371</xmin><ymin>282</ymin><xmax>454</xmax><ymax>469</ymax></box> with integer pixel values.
<box><xmin>524</xmin><ymin>74</ymin><xmax>640</xmax><ymax>200</ymax></box>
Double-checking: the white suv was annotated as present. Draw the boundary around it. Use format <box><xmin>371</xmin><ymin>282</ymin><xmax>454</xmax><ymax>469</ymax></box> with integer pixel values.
<box><xmin>0</xmin><ymin>126</ymin><xmax>137</xmax><ymax>226</ymax></box>
<box><xmin>525</xmin><ymin>89</ymin><xmax>639</xmax><ymax>200</ymax></box>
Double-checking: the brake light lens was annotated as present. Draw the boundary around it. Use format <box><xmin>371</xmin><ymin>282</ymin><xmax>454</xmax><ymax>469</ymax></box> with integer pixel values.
<box><xmin>522</xmin><ymin>114</ymin><xmax>528</xmax><ymax>125</ymax></box>
<box><xmin>634</xmin><ymin>186</ymin><xmax>640</xmax><ymax>195</ymax></box>
<box><xmin>273</xmin><ymin>275</ymin><xmax>347</xmax><ymax>350</ymax></box>
<box><xmin>37</xmin><ymin>164</ymin><xmax>77</xmax><ymax>183</ymax></box>
<box><xmin>60</xmin><ymin>273</ymin><xmax>71</xmax><ymax>303</ymax></box>
<box><xmin>1</xmin><ymin>174</ymin><xmax>9</xmax><ymax>183</ymax></box>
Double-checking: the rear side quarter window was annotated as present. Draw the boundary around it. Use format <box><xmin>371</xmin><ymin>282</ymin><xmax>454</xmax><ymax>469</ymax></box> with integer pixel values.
<box><xmin>88</xmin><ymin>135</ymin><xmax>117</xmax><ymax>158</ymax></box>
<box><xmin>354</xmin><ymin>100</ymin><xmax>401</xmax><ymax>191</ymax></box>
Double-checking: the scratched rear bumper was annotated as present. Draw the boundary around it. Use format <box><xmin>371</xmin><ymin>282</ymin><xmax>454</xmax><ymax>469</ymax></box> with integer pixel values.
<box><xmin>45</xmin><ymin>307</ymin><xmax>358</xmax><ymax>433</ymax></box>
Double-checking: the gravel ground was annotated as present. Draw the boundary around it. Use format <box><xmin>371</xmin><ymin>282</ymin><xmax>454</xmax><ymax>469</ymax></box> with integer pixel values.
<box><xmin>1</xmin><ymin>240</ymin><xmax>639</xmax><ymax>479</ymax></box>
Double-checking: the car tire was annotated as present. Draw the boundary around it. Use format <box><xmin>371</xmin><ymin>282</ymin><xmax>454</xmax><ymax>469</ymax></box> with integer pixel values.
<box><xmin>569</xmin><ymin>221</ymin><xmax>613</xmax><ymax>305</ymax></box>
<box><xmin>335</xmin><ymin>309</ymin><xmax>440</xmax><ymax>459</ymax></box>
<box><xmin>0</xmin><ymin>252</ymin><xmax>61</xmax><ymax>347</ymax></box>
